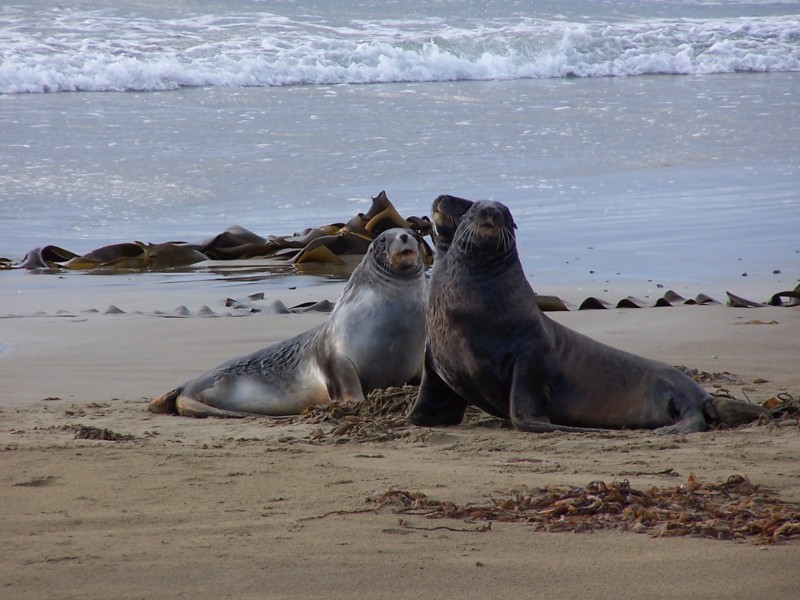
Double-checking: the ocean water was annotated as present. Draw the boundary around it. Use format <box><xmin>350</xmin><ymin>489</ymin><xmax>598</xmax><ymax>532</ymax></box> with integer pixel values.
<box><xmin>1</xmin><ymin>0</ymin><xmax>799</xmax><ymax>295</ymax></box>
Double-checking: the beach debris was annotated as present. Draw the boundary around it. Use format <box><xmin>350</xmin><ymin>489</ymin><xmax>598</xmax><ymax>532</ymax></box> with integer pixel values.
<box><xmin>368</xmin><ymin>474</ymin><xmax>800</xmax><ymax>545</ymax></box>
<box><xmin>71</xmin><ymin>425</ymin><xmax>135</xmax><ymax>441</ymax></box>
<box><xmin>727</xmin><ymin>291</ymin><xmax>765</xmax><ymax>308</ymax></box>
<box><xmin>533</xmin><ymin>295</ymin><xmax>570</xmax><ymax>311</ymax></box>
<box><xmin>576</xmin><ymin>290</ymin><xmax>724</xmax><ymax>310</ymax></box>
<box><xmin>5</xmin><ymin>286</ymin><xmax>792</xmax><ymax>320</ymax></box>
<box><xmin>557</xmin><ymin>287</ymin><xmax>798</xmax><ymax>311</ymax></box>
<box><xmin>6</xmin><ymin>187</ymin><xmax>798</xmax><ymax>314</ymax></box>
<box><xmin>769</xmin><ymin>283</ymin><xmax>800</xmax><ymax>307</ymax></box>
<box><xmin>298</xmin><ymin>386</ymin><xmax>419</xmax><ymax>443</ymax></box>
<box><xmin>224</xmin><ymin>295</ymin><xmax>334</xmax><ymax>315</ymax></box>
<box><xmin>9</xmin><ymin>191</ymin><xmax>434</xmax><ymax>272</ymax></box>
<box><xmin>13</xmin><ymin>475</ymin><xmax>59</xmax><ymax>488</ymax></box>
<box><xmin>762</xmin><ymin>393</ymin><xmax>800</xmax><ymax>421</ymax></box>
<box><xmin>293</xmin><ymin>386</ymin><xmax>507</xmax><ymax>443</ymax></box>
<box><xmin>0</xmin><ymin>296</ymin><xmax>336</xmax><ymax>320</ymax></box>
<box><xmin>674</xmin><ymin>366</ymin><xmax>740</xmax><ymax>385</ymax></box>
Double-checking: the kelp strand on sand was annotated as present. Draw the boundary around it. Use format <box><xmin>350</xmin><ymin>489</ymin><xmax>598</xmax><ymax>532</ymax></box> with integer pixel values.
<box><xmin>369</xmin><ymin>474</ymin><xmax>800</xmax><ymax>545</ymax></box>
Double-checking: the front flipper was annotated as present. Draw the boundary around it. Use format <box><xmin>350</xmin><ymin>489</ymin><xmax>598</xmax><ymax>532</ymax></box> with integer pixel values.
<box><xmin>407</xmin><ymin>348</ymin><xmax>467</xmax><ymax>426</ymax></box>
<box><xmin>321</xmin><ymin>352</ymin><xmax>366</xmax><ymax>405</ymax></box>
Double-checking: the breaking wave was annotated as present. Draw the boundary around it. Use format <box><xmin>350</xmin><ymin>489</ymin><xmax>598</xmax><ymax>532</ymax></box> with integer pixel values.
<box><xmin>1</xmin><ymin>8</ymin><xmax>799</xmax><ymax>93</ymax></box>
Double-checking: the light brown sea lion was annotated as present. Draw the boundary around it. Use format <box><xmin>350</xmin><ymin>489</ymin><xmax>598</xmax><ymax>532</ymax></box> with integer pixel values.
<box><xmin>407</xmin><ymin>200</ymin><xmax>767</xmax><ymax>434</ymax></box>
<box><xmin>150</xmin><ymin>228</ymin><xmax>429</xmax><ymax>417</ymax></box>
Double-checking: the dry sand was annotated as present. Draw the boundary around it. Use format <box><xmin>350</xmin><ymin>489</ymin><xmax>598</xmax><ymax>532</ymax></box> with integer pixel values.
<box><xmin>1</xmin><ymin>275</ymin><xmax>799</xmax><ymax>599</ymax></box>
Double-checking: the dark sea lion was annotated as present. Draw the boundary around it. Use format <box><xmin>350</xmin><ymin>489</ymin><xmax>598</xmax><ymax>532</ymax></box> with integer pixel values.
<box><xmin>408</xmin><ymin>200</ymin><xmax>767</xmax><ymax>434</ymax></box>
<box><xmin>150</xmin><ymin>228</ymin><xmax>429</xmax><ymax>417</ymax></box>
<box><xmin>430</xmin><ymin>194</ymin><xmax>476</xmax><ymax>255</ymax></box>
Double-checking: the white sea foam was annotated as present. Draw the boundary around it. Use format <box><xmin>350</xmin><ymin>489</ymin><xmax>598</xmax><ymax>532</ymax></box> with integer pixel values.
<box><xmin>1</xmin><ymin>8</ymin><xmax>799</xmax><ymax>93</ymax></box>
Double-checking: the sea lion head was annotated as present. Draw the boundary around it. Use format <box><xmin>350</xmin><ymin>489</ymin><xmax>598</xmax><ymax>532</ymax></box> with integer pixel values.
<box><xmin>369</xmin><ymin>228</ymin><xmax>425</xmax><ymax>276</ymax></box>
<box><xmin>431</xmin><ymin>194</ymin><xmax>475</xmax><ymax>255</ymax></box>
<box><xmin>451</xmin><ymin>200</ymin><xmax>517</xmax><ymax>259</ymax></box>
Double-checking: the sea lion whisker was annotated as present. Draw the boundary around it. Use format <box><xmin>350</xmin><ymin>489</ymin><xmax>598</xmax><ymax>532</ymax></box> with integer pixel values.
<box><xmin>501</xmin><ymin>227</ymin><xmax>513</xmax><ymax>252</ymax></box>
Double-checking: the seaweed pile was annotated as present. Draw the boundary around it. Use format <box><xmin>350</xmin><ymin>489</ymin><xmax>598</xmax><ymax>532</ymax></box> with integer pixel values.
<box><xmin>3</xmin><ymin>191</ymin><xmax>433</xmax><ymax>271</ymax></box>
<box><xmin>71</xmin><ymin>424</ymin><xmax>135</xmax><ymax>441</ymax></box>
<box><xmin>300</xmin><ymin>386</ymin><xmax>419</xmax><ymax>444</ymax></box>
<box><xmin>296</xmin><ymin>385</ymin><xmax>510</xmax><ymax>443</ymax></box>
<box><xmin>371</xmin><ymin>474</ymin><xmax>800</xmax><ymax>544</ymax></box>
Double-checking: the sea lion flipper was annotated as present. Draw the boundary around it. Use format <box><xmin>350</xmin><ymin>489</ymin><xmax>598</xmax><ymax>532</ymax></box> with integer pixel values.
<box><xmin>707</xmin><ymin>396</ymin><xmax>769</xmax><ymax>427</ymax></box>
<box><xmin>321</xmin><ymin>353</ymin><xmax>367</xmax><ymax>405</ymax></box>
<box><xmin>407</xmin><ymin>348</ymin><xmax>468</xmax><ymax>426</ymax></box>
<box><xmin>149</xmin><ymin>388</ymin><xmax>181</xmax><ymax>414</ymax></box>
<box><xmin>507</xmin><ymin>357</ymin><xmax>552</xmax><ymax>431</ymax></box>
<box><xmin>508</xmin><ymin>418</ymin><xmax>596</xmax><ymax>434</ymax></box>
<box><xmin>653</xmin><ymin>418</ymin><xmax>706</xmax><ymax>435</ymax></box>
<box><xmin>175</xmin><ymin>396</ymin><xmax>250</xmax><ymax>418</ymax></box>
<box><xmin>149</xmin><ymin>386</ymin><xmax>250</xmax><ymax>418</ymax></box>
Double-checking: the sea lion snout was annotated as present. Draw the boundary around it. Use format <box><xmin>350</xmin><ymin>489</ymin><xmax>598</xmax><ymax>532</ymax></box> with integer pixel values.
<box><xmin>454</xmin><ymin>201</ymin><xmax>516</xmax><ymax>253</ymax></box>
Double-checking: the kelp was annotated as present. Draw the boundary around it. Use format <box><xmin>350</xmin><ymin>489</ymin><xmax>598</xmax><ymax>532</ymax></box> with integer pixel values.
<box><xmin>5</xmin><ymin>191</ymin><xmax>433</xmax><ymax>271</ymax></box>
<box><xmin>3</xmin><ymin>189</ymin><xmax>796</xmax><ymax>313</ymax></box>
<box><xmin>370</xmin><ymin>474</ymin><xmax>800</xmax><ymax>544</ymax></box>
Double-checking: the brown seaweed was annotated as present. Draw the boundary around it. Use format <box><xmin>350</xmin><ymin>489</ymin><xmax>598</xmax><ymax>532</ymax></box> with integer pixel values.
<box><xmin>9</xmin><ymin>191</ymin><xmax>433</xmax><ymax>272</ymax></box>
<box><xmin>370</xmin><ymin>474</ymin><xmax>800</xmax><ymax>544</ymax></box>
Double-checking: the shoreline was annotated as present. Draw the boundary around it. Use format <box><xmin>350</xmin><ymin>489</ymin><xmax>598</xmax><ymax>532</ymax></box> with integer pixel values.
<box><xmin>2</xmin><ymin>272</ymin><xmax>798</xmax><ymax>407</ymax></box>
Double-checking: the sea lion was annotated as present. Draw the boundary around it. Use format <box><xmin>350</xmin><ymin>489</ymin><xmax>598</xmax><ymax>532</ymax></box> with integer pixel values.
<box><xmin>407</xmin><ymin>200</ymin><xmax>767</xmax><ymax>434</ymax></box>
<box><xmin>150</xmin><ymin>228</ymin><xmax>429</xmax><ymax>417</ymax></box>
<box><xmin>430</xmin><ymin>194</ymin><xmax>476</xmax><ymax>255</ymax></box>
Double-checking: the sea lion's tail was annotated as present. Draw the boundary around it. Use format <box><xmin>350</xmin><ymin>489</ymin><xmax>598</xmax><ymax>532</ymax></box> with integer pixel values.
<box><xmin>149</xmin><ymin>388</ymin><xmax>181</xmax><ymax>414</ymax></box>
<box><xmin>705</xmin><ymin>396</ymin><xmax>769</xmax><ymax>427</ymax></box>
